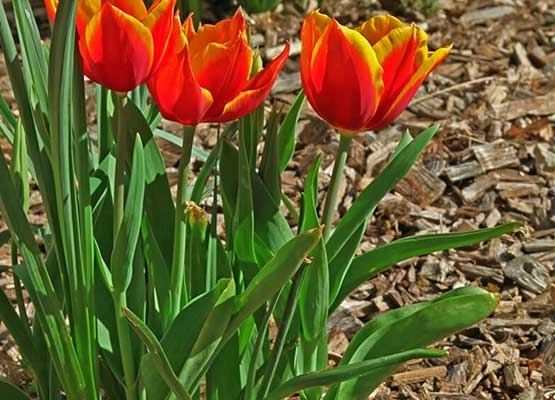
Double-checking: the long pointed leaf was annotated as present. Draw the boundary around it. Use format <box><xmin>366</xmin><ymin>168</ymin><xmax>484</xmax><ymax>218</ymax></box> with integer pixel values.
<box><xmin>266</xmin><ymin>348</ymin><xmax>445</xmax><ymax>400</ymax></box>
<box><xmin>328</xmin><ymin>287</ymin><xmax>497</xmax><ymax>399</ymax></box>
<box><xmin>331</xmin><ymin>222</ymin><xmax>522</xmax><ymax>311</ymax></box>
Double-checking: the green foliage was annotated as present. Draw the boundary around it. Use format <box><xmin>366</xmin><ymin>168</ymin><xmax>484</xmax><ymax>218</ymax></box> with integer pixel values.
<box><xmin>238</xmin><ymin>0</ymin><xmax>282</xmax><ymax>13</ymax></box>
<box><xmin>0</xmin><ymin>1</ymin><xmax>519</xmax><ymax>399</ymax></box>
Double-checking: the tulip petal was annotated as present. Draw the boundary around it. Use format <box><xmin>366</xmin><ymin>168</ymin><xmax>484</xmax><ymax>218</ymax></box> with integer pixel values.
<box><xmin>82</xmin><ymin>2</ymin><xmax>153</xmax><ymax>91</ymax></box>
<box><xmin>192</xmin><ymin>36</ymin><xmax>252</xmax><ymax>117</ymax></box>
<box><xmin>180</xmin><ymin>12</ymin><xmax>197</xmax><ymax>42</ymax></box>
<box><xmin>142</xmin><ymin>0</ymin><xmax>176</xmax><ymax>74</ymax></box>
<box><xmin>44</xmin><ymin>0</ymin><xmax>58</xmax><ymax>23</ymax></box>
<box><xmin>355</xmin><ymin>14</ymin><xmax>405</xmax><ymax>46</ymax></box>
<box><xmin>75</xmin><ymin>0</ymin><xmax>100</xmax><ymax>33</ymax></box>
<box><xmin>148</xmin><ymin>45</ymin><xmax>213</xmax><ymax>125</ymax></box>
<box><xmin>189</xmin><ymin>9</ymin><xmax>246</xmax><ymax>57</ymax></box>
<box><xmin>211</xmin><ymin>41</ymin><xmax>290</xmax><ymax>123</ymax></box>
<box><xmin>373</xmin><ymin>25</ymin><xmax>424</xmax><ymax>109</ymax></box>
<box><xmin>367</xmin><ymin>44</ymin><xmax>451</xmax><ymax>130</ymax></box>
<box><xmin>300</xmin><ymin>10</ymin><xmax>331</xmax><ymax>99</ymax></box>
<box><xmin>107</xmin><ymin>0</ymin><xmax>147</xmax><ymax>20</ymax></box>
<box><xmin>305</xmin><ymin>19</ymin><xmax>383</xmax><ymax>132</ymax></box>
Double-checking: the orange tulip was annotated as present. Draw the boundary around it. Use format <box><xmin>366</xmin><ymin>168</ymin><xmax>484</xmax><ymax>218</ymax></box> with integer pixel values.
<box><xmin>44</xmin><ymin>0</ymin><xmax>175</xmax><ymax>92</ymax></box>
<box><xmin>300</xmin><ymin>11</ymin><xmax>451</xmax><ymax>134</ymax></box>
<box><xmin>147</xmin><ymin>10</ymin><xmax>290</xmax><ymax>125</ymax></box>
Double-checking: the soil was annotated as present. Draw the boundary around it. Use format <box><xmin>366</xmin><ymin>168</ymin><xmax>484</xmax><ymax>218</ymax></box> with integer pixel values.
<box><xmin>1</xmin><ymin>0</ymin><xmax>555</xmax><ymax>399</ymax></box>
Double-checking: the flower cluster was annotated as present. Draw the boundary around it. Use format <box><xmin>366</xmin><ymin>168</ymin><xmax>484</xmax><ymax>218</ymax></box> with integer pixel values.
<box><xmin>45</xmin><ymin>2</ymin><xmax>450</xmax><ymax>131</ymax></box>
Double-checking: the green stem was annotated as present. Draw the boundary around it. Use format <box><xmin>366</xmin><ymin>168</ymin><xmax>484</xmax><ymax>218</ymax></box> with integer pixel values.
<box><xmin>259</xmin><ymin>265</ymin><xmax>308</xmax><ymax>398</ymax></box>
<box><xmin>113</xmin><ymin>95</ymin><xmax>128</xmax><ymax>235</ymax></box>
<box><xmin>281</xmin><ymin>192</ymin><xmax>300</xmax><ymax>223</ymax></box>
<box><xmin>170</xmin><ymin>125</ymin><xmax>196</xmax><ymax>318</ymax></box>
<box><xmin>321</xmin><ymin>134</ymin><xmax>352</xmax><ymax>241</ymax></box>
<box><xmin>112</xmin><ymin>93</ymin><xmax>136</xmax><ymax>400</ymax></box>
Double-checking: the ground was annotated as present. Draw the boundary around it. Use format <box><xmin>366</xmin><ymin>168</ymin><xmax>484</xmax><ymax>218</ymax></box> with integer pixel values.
<box><xmin>1</xmin><ymin>0</ymin><xmax>554</xmax><ymax>398</ymax></box>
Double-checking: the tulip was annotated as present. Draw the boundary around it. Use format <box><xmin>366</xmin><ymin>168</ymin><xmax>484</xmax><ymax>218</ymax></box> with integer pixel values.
<box><xmin>300</xmin><ymin>11</ymin><xmax>451</xmax><ymax>134</ymax></box>
<box><xmin>44</xmin><ymin>0</ymin><xmax>175</xmax><ymax>92</ymax></box>
<box><xmin>147</xmin><ymin>9</ymin><xmax>290</xmax><ymax>125</ymax></box>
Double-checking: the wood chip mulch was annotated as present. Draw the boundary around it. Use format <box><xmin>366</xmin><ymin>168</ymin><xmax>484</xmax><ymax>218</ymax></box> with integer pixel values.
<box><xmin>1</xmin><ymin>0</ymin><xmax>555</xmax><ymax>398</ymax></box>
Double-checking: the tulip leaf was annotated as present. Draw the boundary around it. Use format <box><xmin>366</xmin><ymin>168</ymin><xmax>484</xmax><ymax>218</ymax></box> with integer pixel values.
<box><xmin>190</xmin><ymin>140</ymin><xmax>221</xmax><ymax>204</ymax></box>
<box><xmin>279</xmin><ymin>90</ymin><xmax>306</xmax><ymax>172</ymax></box>
<box><xmin>139</xmin><ymin>278</ymin><xmax>235</xmax><ymax>400</ymax></box>
<box><xmin>220</xmin><ymin>139</ymin><xmax>292</xmax><ymax>265</ymax></box>
<box><xmin>123</xmin><ymin>308</ymin><xmax>192</xmax><ymax>400</ymax></box>
<box><xmin>12</xmin><ymin>0</ymin><xmax>48</xmax><ymax>116</ymax></box>
<box><xmin>0</xmin><ymin>379</ymin><xmax>33</xmax><ymax>400</ymax></box>
<box><xmin>331</xmin><ymin>222</ymin><xmax>522</xmax><ymax>311</ymax></box>
<box><xmin>326</xmin><ymin>287</ymin><xmax>498</xmax><ymax>399</ymax></box>
<box><xmin>154</xmin><ymin>128</ymin><xmax>209</xmax><ymax>162</ymax></box>
<box><xmin>225</xmin><ymin>227</ymin><xmax>322</xmax><ymax>339</ymax></box>
<box><xmin>298</xmin><ymin>155</ymin><xmax>328</xmax><ymax>342</ymax></box>
<box><xmin>327</xmin><ymin>125</ymin><xmax>438</xmax><ymax>303</ymax></box>
<box><xmin>111</xmin><ymin>135</ymin><xmax>145</xmax><ymax>292</ymax></box>
<box><xmin>259</xmin><ymin>109</ymin><xmax>282</xmax><ymax>204</ymax></box>
<box><xmin>128</xmin><ymin>102</ymin><xmax>175</xmax><ymax>270</ymax></box>
<box><xmin>265</xmin><ymin>348</ymin><xmax>445</xmax><ymax>400</ymax></box>
<box><xmin>233</xmin><ymin>124</ymin><xmax>258</xmax><ymax>263</ymax></box>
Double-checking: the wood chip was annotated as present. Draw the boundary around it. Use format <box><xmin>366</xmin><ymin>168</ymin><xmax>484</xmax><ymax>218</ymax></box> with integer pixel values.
<box><xmin>505</xmin><ymin>255</ymin><xmax>550</xmax><ymax>295</ymax></box>
<box><xmin>492</xmin><ymin>91</ymin><xmax>555</xmax><ymax>120</ymax></box>
<box><xmin>461</xmin><ymin>174</ymin><xmax>497</xmax><ymax>203</ymax></box>
<box><xmin>460</xmin><ymin>6</ymin><xmax>514</xmax><ymax>26</ymax></box>
<box><xmin>392</xmin><ymin>366</ymin><xmax>448</xmax><ymax>385</ymax></box>
<box><xmin>473</xmin><ymin>141</ymin><xmax>519</xmax><ymax>171</ymax></box>
<box><xmin>396</xmin><ymin>164</ymin><xmax>446</xmax><ymax>206</ymax></box>
<box><xmin>445</xmin><ymin>161</ymin><xmax>485</xmax><ymax>182</ymax></box>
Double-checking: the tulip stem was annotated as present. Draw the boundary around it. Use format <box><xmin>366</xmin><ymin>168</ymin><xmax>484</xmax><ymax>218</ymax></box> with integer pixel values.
<box><xmin>321</xmin><ymin>134</ymin><xmax>352</xmax><ymax>241</ymax></box>
<box><xmin>112</xmin><ymin>93</ymin><xmax>137</xmax><ymax>400</ymax></box>
<box><xmin>170</xmin><ymin>125</ymin><xmax>196</xmax><ymax>320</ymax></box>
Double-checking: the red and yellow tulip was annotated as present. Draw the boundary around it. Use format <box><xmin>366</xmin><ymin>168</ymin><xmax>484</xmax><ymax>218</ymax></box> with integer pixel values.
<box><xmin>44</xmin><ymin>0</ymin><xmax>175</xmax><ymax>92</ymax></box>
<box><xmin>147</xmin><ymin>9</ymin><xmax>290</xmax><ymax>125</ymax></box>
<box><xmin>300</xmin><ymin>11</ymin><xmax>451</xmax><ymax>134</ymax></box>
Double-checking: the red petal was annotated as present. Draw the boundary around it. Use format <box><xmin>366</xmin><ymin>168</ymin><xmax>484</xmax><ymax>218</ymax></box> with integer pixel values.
<box><xmin>372</xmin><ymin>25</ymin><xmax>423</xmax><ymax>116</ymax></box>
<box><xmin>366</xmin><ymin>44</ymin><xmax>451</xmax><ymax>130</ymax></box>
<box><xmin>211</xmin><ymin>41</ymin><xmax>290</xmax><ymax>123</ymax></box>
<box><xmin>81</xmin><ymin>2</ymin><xmax>153</xmax><ymax>91</ymax></box>
<box><xmin>147</xmin><ymin>45</ymin><xmax>213</xmax><ymax>125</ymax></box>
<box><xmin>355</xmin><ymin>14</ymin><xmax>405</xmax><ymax>46</ymax></box>
<box><xmin>305</xmin><ymin>19</ymin><xmax>382</xmax><ymax>133</ymax></box>
<box><xmin>143</xmin><ymin>0</ymin><xmax>176</xmax><ymax>74</ymax></box>
<box><xmin>188</xmin><ymin>9</ymin><xmax>246</xmax><ymax>57</ymax></box>
<box><xmin>106</xmin><ymin>0</ymin><xmax>147</xmax><ymax>20</ymax></box>
<box><xmin>44</xmin><ymin>0</ymin><xmax>58</xmax><ymax>23</ymax></box>
<box><xmin>192</xmin><ymin>35</ymin><xmax>252</xmax><ymax>118</ymax></box>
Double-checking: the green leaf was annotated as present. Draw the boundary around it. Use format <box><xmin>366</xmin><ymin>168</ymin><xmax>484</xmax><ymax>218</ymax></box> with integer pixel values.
<box><xmin>225</xmin><ymin>226</ymin><xmax>322</xmax><ymax>340</ymax></box>
<box><xmin>233</xmin><ymin>125</ymin><xmax>258</xmax><ymax>263</ymax></box>
<box><xmin>139</xmin><ymin>279</ymin><xmax>235</xmax><ymax>400</ymax></box>
<box><xmin>278</xmin><ymin>90</ymin><xmax>306</xmax><ymax>172</ymax></box>
<box><xmin>266</xmin><ymin>348</ymin><xmax>445</xmax><ymax>400</ymax></box>
<box><xmin>259</xmin><ymin>109</ymin><xmax>281</xmax><ymax>204</ymax></box>
<box><xmin>111</xmin><ymin>135</ymin><xmax>145</xmax><ymax>292</ymax></box>
<box><xmin>141</xmin><ymin>218</ymin><xmax>171</xmax><ymax>325</ymax></box>
<box><xmin>154</xmin><ymin>128</ymin><xmax>209</xmax><ymax>162</ymax></box>
<box><xmin>0</xmin><ymin>379</ymin><xmax>33</xmax><ymax>400</ymax></box>
<box><xmin>298</xmin><ymin>155</ymin><xmax>328</xmax><ymax>342</ymax></box>
<box><xmin>331</xmin><ymin>222</ymin><xmax>522</xmax><ymax>311</ymax></box>
<box><xmin>326</xmin><ymin>126</ymin><xmax>438</xmax><ymax>303</ymax></box>
<box><xmin>123</xmin><ymin>308</ymin><xmax>192</xmax><ymax>400</ymax></box>
<box><xmin>190</xmin><ymin>140</ymin><xmax>220</xmax><ymax>204</ymax></box>
<box><xmin>0</xmin><ymin>289</ymin><xmax>47</xmax><ymax>394</ymax></box>
<box><xmin>328</xmin><ymin>287</ymin><xmax>498</xmax><ymax>399</ymax></box>
<box><xmin>129</xmin><ymin>101</ymin><xmax>175</xmax><ymax>269</ymax></box>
